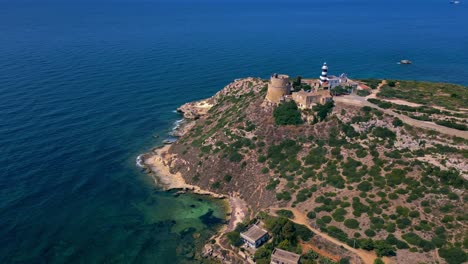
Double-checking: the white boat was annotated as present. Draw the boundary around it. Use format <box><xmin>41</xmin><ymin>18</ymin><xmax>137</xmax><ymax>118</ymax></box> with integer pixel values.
<box><xmin>450</xmin><ymin>0</ymin><xmax>461</xmax><ymax>4</ymax></box>
<box><xmin>399</xmin><ymin>60</ymin><xmax>412</xmax><ymax>65</ymax></box>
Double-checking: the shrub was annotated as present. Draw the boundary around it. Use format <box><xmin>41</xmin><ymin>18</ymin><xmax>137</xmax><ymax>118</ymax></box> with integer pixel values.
<box><xmin>211</xmin><ymin>181</ymin><xmax>221</xmax><ymax>189</ymax></box>
<box><xmin>374</xmin><ymin>258</ymin><xmax>384</xmax><ymax>264</ymax></box>
<box><xmin>257</xmin><ymin>155</ymin><xmax>267</xmax><ymax>163</ymax></box>
<box><xmin>327</xmin><ymin>226</ymin><xmax>348</xmax><ymax>242</ymax></box>
<box><xmin>321</xmin><ymin>215</ymin><xmax>332</xmax><ymax>224</ymax></box>
<box><xmin>392</xmin><ymin>117</ymin><xmax>403</xmax><ymax>127</ymax></box>
<box><xmin>402</xmin><ymin>232</ymin><xmax>435</xmax><ymax>251</ymax></box>
<box><xmin>357</xmin><ymin>181</ymin><xmax>373</xmax><ymax>192</ymax></box>
<box><xmin>277</xmin><ymin>209</ymin><xmax>294</xmax><ymax>219</ymax></box>
<box><xmin>365</xmin><ymin>229</ymin><xmax>376</xmax><ymax>237</ymax></box>
<box><xmin>374</xmin><ymin>240</ymin><xmax>396</xmax><ymax>257</ymax></box>
<box><xmin>307</xmin><ymin>211</ymin><xmax>316</xmax><ymax>219</ymax></box>
<box><xmin>224</xmin><ymin>174</ymin><xmax>232</xmax><ymax>182</ymax></box>
<box><xmin>439</xmin><ymin>247</ymin><xmax>468</xmax><ymax>264</ymax></box>
<box><xmin>273</xmin><ymin>101</ymin><xmax>303</xmax><ymax>125</ymax></box>
<box><xmin>313</xmin><ymin>101</ymin><xmax>335</xmax><ymax>121</ymax></box>
<box><xmin>332</xmin><ymin>208</ymin><xmax>347</xmax><ymax>222</ymax></box>
<box><xmin>344</xmin><ymin>219</ymin><xmax>360</xmax><ymax>229</ymax></box>
<box><xmin>229</xmin><ymin>152</ymin><xmax>243</xmax><ymax>162</ymax></box>
<box><xmin>226</xmin><ymin>231</ymin><xmax>243</xmax><ymax>247</ymax></box>
<box><xmin>359</xmin><ymin>238</ymin><xmax>375</xmax><ymax>250</ymax></box>
<box><xmin>408</xmin><ymin>211</ymin><xmax>420</xmax><ymax>218</ymax></box>
<box><xmin>276</xmin><ymin>191</ymin><xmax>291</xmax><ymax>201</ymax></box>
<box><xmin>372</xmin><ymin>127</ymin><xmax>396</xmax><ymax>140</ymax></box>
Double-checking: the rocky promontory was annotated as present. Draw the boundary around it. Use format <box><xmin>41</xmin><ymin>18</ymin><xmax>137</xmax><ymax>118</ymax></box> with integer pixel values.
<box><xmin>145</xmin><ymin>77</ymin><xmax>468</xmax><ymax>264</ymax></box>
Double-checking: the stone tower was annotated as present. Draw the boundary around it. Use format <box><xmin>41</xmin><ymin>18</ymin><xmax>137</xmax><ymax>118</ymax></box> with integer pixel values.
<box><xmin>266</xmin><ymin>74</ymin><xmax>291</xmax><ymax>103</ymax></box>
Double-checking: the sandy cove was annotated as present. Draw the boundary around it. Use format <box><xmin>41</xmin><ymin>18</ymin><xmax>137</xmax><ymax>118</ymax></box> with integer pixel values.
<box><xmin>143</xmin><ymin>144</ymin><xmax>223</xmax><ymax>197</ymax></box>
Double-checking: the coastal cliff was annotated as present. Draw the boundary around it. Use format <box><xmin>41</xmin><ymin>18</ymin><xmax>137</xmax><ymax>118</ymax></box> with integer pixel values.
<box><xmin>144</xmin><ymin>77</ymin><xmax>468</xmax><ymax>264</ymax></box>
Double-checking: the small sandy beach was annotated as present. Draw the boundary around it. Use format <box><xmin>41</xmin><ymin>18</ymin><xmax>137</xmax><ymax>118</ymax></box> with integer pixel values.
<box><xmin>143</xmin><ymin>144</ymin><xmax>224</xmax><ymax>197</ymax></box>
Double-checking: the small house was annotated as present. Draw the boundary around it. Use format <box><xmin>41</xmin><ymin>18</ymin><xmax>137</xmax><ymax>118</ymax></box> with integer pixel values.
<box><xmin>240</xmin><ymin>224</ymin><xmax>269</xmax><ymax>248</ymax></box>
<box><xmin>270</xmin><ymin>248</ymin><xmax>301</xmax><ymax>264</ymax></box>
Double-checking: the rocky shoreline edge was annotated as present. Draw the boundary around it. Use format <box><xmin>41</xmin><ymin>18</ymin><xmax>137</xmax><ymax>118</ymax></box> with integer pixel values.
<box><xmin>137</xmin><ymin>96</ymin><xmax>251</xmax><ymax>261</ymax></box>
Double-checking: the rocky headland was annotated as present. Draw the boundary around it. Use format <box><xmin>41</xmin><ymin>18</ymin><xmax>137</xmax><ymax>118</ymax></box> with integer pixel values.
<box><xmin>141</xmin><ymin>77</ymin><xmax>468</xmax><ymax>264</ymax></box>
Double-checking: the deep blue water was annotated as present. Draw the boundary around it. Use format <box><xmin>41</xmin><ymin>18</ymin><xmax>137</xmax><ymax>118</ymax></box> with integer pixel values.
<box><xmin>0</xmin><ymin>0</ymin><xmax>467</xmax><ymax>263</ymax></box>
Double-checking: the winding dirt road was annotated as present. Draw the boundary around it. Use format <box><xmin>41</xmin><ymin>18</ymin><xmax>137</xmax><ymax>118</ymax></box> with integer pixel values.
<box><xmin>334</xmin><ymin>94</ymin><xmax>468</xmax><ymax>139</ymax></box>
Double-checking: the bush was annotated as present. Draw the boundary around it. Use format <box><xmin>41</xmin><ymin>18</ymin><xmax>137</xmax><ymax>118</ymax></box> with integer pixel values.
<box><xmin>392</xmin><ymin>117</ymin><xmax>403</xmax><ymax>127</ymax></box>
<box><xmin>224</xmin><ymin>174</ymin><xmax>232</xmax><ymax>182</ymax></box>
<box><xmin>344</xmin><ymin>219</ymin><xmax>360</xmax><ymax>229</ymax></box>
<box><xmin>257</xmin><ymin>155</ymin><xmax>267</xmax><ymax>163</ymax></box>
<box><xmin>307</xmin><ymin>211</ymin><xmax>317</xmax><ymax>219</ymax></box>
<box><xmin>273</xmin><ymin>101</ymin><xmax>303</xmax><ymax>125</ymax></box>
<box><xmin>326</xmin><ymin>226</ymin><xmax>348</xmax><ymax>242</ymax></box>
<box><xmin>211</xmin><ymin>181</ymin><xmax>221</xmax><ymax>189</ymax></box>
<box><xmin>374</xmin><ymin>240</ymin><xmax>396</xmax><ymax>257</ymax></box>
<box><xmin>402</xmin><ymin>232</ymin><xmax>435</xmax><ymax>251</ymax></box>
<box><xmin>435</xmin><ymin>120</ymin><xmax>467</xmax><ymax>131</ymax></box>
<box><xmin>321</xmin><ymin>215</ymin><xmax>332</xmax><ymax>224</ymax></box>
<box><xmin>374</xmin><ymin>258</ymin><xmax>384</xmax><ymax>264</ymax></box>
<box><xmin>365</xmin><ymin>229</ymin><xmax>376</xmax><ymax>237</ymax></box>
<box><xmin>439</xmin><ymin>246</ymin><xmax>468</xmax><ymax>264</ymax></box>
<box><xmin>372</xmin><ymin>127</ymin><xmax>396</xmax><ymax>140</ymax></box>
<box><xmin>276</xmin><ymin>191</ymin><xmax>291</xmax><ymax>201</ymax></box>
<box><xmin>357</xmin><ymin>89</ymin><xmax>371</xmax><ymax>97</ymax></box>
<box><xmin>313</xmin><ymin>101</ymin><xmax>335</xmax><ymax>121</ymax></box>
<box><xmin>227</xmin><ymin>231</ymin><xmax>243</xmax><ymax>247</ymax></box>
<box><xmin>357</xmin><ymin>181</ymin><xmax>373</xmax><ymax>192</ymax></box>
<box><xmin>332</xmin><ymin>208</ymin><xmax>347</xmax><ymax>222</ymax></box>
<box><xmin>277</xmin><ymin>209</ymin><xmax>294</xmax><ymax>219</ymax></box>
<box><xmin>229</xmin><ymin>152</ymin><xmax>243</xmax><ymax>162</ymax></box>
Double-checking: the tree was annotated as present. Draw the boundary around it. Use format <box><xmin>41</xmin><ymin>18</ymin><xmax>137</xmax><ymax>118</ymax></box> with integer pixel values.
<box><xmin>277</xmin><ymin>240</ymin><xmax>291</xmax><ymax>251</ymax></box>
<box><xmin>313</xmin><ymin>101</ymin><xmax>334</xmax><ymax>121</ymax></box>
<box><xmin>359</xmin><ymin>238</ymin><xmax>374</xmax><ymax>250</ymax></box>
<box><xmin>226</xmin><ymin>231</ymin><xmax>243</xmax><ymax>247</ymax></box>
<box><xmin>373</xmin><ymin>240</ymin><xmax>396</xmax><ymax>257</ymax></box>
<box><xmin>439</xmin><ymin>247</ymin><xmax>468</xmax><ymax>264</ymax></box>
<box><xmin>273</xmin><ymin>101</ymin><xmax>303</xmax><ymax>125</ymax></box>
<box><xmin>374</xmin><ymin>258</ymin><xmax>385</xmax><ymax>264</ymax></box>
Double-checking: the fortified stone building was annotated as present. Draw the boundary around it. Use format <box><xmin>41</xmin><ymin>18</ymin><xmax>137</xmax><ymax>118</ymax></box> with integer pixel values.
<box><xmin>265</xmin><ymin>63</ymin><xmax>339</xmax><ymax>109</ymax></box>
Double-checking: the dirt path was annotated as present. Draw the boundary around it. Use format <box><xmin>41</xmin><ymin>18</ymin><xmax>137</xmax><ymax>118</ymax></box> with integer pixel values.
<box><xmin>334</xmin><ymin>95</ymin><xmax>468</xmax><ymax>139</ymax></box>
<box><xmin>366</xmin><ymin>80</ymin><xmax>386</xmax><ymax>100</ymax></box>
<box><xmin>270</xmin><ymin>207</ymin><xmax>383</xmax><ymax>264</ymax></box>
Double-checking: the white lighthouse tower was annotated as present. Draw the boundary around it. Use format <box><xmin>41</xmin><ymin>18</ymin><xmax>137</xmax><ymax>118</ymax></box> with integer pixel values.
<box><xmin>319</xmin><ymin>62</ymin><xmax>328</xmax><ymax>87</ymax></box>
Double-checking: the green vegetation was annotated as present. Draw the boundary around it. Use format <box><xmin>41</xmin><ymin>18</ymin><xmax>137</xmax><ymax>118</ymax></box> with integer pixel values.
<box><xmin>344</xmin><ymin>219</ymin><xmax>360</xmax><ymax>229</ymax></box>
<box><xmin>276</xmin><ymin>209</ymin><xmax>294</xmax><ymax>219</ymax></box>
<box><xmin>377</xmin><ymin>80</ymin><xmax>467</xmax><ymax>109</ymax></box>
<box><xmin>360</xmin><ymin>79</ymin><xmax>381</xmax><ymax>89</ymax></box>
<box><xmin>331</xmin><ymin>85</ymin><xmax>352</xmax><ymax>96</ymax></box>
<box><xmin>273</xmin><ymin>101</ymin><xmax>303</xmax><ymax>125</ymax></box>
<box><xmin>438</xmin><ymin>247</ymin><xmax>468</xmax><ymax>264</ymax></box>
<box><xmin>357</xmin><ymin>89</ymin><xmax>371</xmax><ymax>97</ymax></box>
<box><xmin>252</xmin><ymin>213</ymin><xmax>315</xmax><ymax>263</ymax></box>
<box><xmin>179</xmin><ymin>78</ymin><xmax>467</xmax><ymax>264</ymax></box>
<box><xmin>313</xmin><ymin>101</ymin><xmax>335</xmax><ymax>121</ymax></box>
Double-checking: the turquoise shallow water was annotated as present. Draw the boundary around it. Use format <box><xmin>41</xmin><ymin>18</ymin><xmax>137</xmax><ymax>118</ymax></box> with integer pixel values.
<box><xmin>0</xmin><ymin>0</ymin><xmax>467</xmax><ymax>263</ymax></box>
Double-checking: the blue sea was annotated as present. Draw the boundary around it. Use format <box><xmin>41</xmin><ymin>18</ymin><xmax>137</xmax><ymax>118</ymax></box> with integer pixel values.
<box><xmin>0</xmin><ymin>0</ymin><xmax>467</xmax><ymax>263</ymax></box>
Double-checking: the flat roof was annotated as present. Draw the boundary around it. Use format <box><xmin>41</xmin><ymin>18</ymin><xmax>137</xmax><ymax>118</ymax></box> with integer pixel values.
<box><xmin>271</xmin><ymin>248</ymin><xmax>301</xmax><ymax>264</ymax></box>
<box><xmin>240</xmin><ymin>225</ymin><xmax>268</xmax><ymax>243</ymax></box>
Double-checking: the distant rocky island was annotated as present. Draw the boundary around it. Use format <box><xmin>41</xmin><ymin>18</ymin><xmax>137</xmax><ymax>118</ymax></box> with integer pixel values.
<box><xmin>141</xmin><ymin>67</ymin><xmax>467</xmax><ymax>264</ymax></box>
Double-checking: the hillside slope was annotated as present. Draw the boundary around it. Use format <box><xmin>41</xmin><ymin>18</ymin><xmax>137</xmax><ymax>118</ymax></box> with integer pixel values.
<box><xmin>164</xmin><ymin>78</ymin><xmax>467</xmax><ymax>264</ymax></box>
